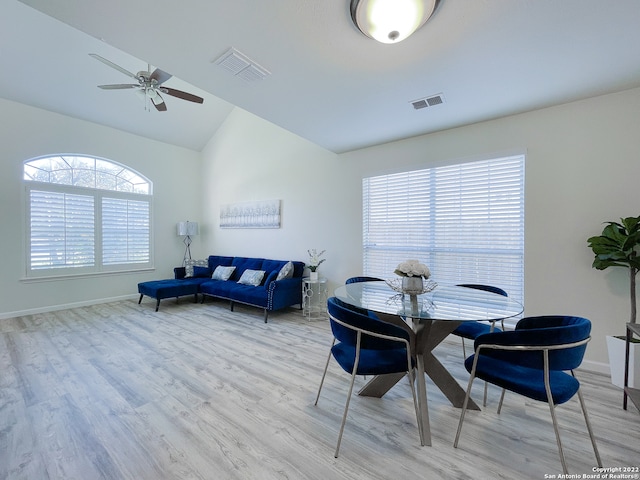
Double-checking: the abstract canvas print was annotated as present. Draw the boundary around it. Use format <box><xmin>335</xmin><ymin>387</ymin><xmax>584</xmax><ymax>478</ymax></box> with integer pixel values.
<box><xmin>220</xmin><ymin>199</ymin><xmax>281</xmax><ymax>228</ymax></box>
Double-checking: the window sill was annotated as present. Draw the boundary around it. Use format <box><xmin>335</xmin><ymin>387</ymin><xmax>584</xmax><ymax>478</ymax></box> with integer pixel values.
<box><xmin>20</xmin><ymin>267</ymin><xmax>156</xmax><ymax>283</ymax></box>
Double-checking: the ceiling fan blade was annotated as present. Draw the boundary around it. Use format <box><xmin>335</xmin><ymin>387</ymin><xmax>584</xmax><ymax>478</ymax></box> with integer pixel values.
<box><xmin>153</xmin><ymin>99</ymin><xmax>167</xmax><ymax>112</ymax></box>
<box><xmin>150</xmin><ymin>90</ymin><xmax>167</xmax><ymax>111</ymax></box>
<box><xmin>160</xmin><ymin>87</ymin><xmax>204</xmax><ymax>104</ymax></box>
<box><xmin>89</xmin><ymin>53</ymin><xmax>138</xmax><ymax>80</ymax></box>
<box><xmin>97</xmin><ymin>84</ymin><xmax>139</xmax><ymax>90</ymax></box>
<box><xmin>150</xmin><ymin>68</ymin><xmax>172</xmax><ymax>85</ymax></box>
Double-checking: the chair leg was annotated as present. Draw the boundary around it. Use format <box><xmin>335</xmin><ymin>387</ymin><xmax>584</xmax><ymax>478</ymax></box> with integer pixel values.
<box><xmin>482</xmin><ymin>320</ymin><xmax>502</xmax><ymax>407</ymax></box>
<box><xmin>406</xmin><ymin>367</ymin><xmax>424</xmax><ymax>446</ymax></box>
<box><xmin>543</xmin><ymin>351</ymin><xmax>568</xmax><ymax>474</ymax></box>
<box><xmin>461</xmin><ymin>337</ymin><xmax>467</xmax><ymax>358</ymax></box>
<box><xmin>546</xmin><ymin>396</ymin><xmax>569</xmax><ymax>474</ymax></box>
<box><xmin>497</xmin><ymin>388</ymin><xmax>506</xmax><ymax>414</ymax></box>
<box><xmin>575</xmin><ymin>386</ymin><xmax>602</xmax><ymax>467</ymax></box>
<box><xmin>483</xmin><ymin>381</ymin><xmax>489</xmax><ymax>407</ymax></box>
<box><xmin>314</xmin><ymin>341</ymin><xmax>335</xmax><ymax>406</ymax></box>
<box><xmin>335</xmin><ymin>342</ymin><xmax>362</xmax><ymax>458</ymax></box>
<box><xmin>453</xmin><ymin>358</ymin><xmax>478</xmax><ymax>448</ymax></box>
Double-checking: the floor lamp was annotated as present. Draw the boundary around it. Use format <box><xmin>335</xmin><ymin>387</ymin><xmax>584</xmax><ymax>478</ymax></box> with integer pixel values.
<box><xmin>177</xmin><ymin>221</ymin><xmax>199</xmax><ymax>266</ymax></box>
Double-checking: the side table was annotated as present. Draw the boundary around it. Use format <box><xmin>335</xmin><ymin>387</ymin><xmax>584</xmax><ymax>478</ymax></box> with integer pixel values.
<box><xmin>302</xmin><ymin>277</ymin><xmax>328</xmax><ymax>321</ymax></box>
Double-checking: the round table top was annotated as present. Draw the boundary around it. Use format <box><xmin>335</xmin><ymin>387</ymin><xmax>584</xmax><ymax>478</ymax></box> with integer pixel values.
<box><xmin>333</xmin><ymin>280</ymin><xmax>523</xmax><ymax>322</ymax></box>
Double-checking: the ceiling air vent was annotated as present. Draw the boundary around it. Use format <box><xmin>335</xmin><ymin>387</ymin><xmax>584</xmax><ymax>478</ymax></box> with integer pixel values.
<box><xmin>214</xmin><ymin>47</ymin><xmax>271</xmax><ymax>82</ymax></box>
<box><xmin>411</xmin><ymin>93</ymin><xmax>445</xmax><ymax>110</ymax></box>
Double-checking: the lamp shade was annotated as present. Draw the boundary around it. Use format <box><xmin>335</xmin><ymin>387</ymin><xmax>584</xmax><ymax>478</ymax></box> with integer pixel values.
<box><xmin>350</xmin><ymin>0</ymin><xmax>437</xmax><ymax>44</ymax></box>
<box><xmin>177</xmin><ymin>221</ymin><xmax>199</xmax><ymax>236</ymax></box>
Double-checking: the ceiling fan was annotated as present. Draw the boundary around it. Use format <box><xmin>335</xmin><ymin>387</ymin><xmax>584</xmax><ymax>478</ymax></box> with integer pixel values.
<box><xmin>89</xmin><ymin>53</ymin><xmax>204</xmax><ymax>111</ymax></box>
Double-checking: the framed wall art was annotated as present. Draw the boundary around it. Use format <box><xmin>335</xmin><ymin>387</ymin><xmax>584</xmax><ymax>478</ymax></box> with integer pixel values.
<box><xmin>220</xmin><ymin>199</ymin><xmax>281</xmax><ymax>229</ymax></box>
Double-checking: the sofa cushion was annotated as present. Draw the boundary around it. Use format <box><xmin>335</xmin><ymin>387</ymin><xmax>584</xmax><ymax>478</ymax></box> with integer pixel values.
<box><xmin>259</xmin><ymin>259</ymin><xmax>288</xmax><ymax>287</ymax></box>
<box><xmin>212</xmin><ymin>265</ymin><xmax>236</xmax><ymax>281</ymax></box>
<box><xmin>192</xmin><ymin>265</ymin><xmax>212</xmax><ymax>278</ymax></box>
<box><xmin>231</xmin><ymin>257</ymin><xmax>265</xmax><ymax>281</ymax></box>
<box><xmin>138</xmin><ymin>279</ymin><xmax>202</xmax><ymax>299</ymax></box>
<box><xmin>262</xmin><ymin>259</ymin><xmax>286</xmax><ymax>273</ymax></box>
<box><xmin>185</xmin><ymin>259</ymin><xmax>208</xmax><ymax>277</ymax></box>
<box><xmin>291</xmin><ymin>261</ymin><xmax>305</xmax><ymax>278</ymax></box>
<box><xmin>232</xmin><ymin>285</ymin><xmax>270</xmax><ymax>307</ymax></box>
<box><xmin>238</xmin><ymin>269</ymin><xmax>266</xmax><ymax>286</ymax></box>
<box><xmin>203</xmin><ymin>281</ymin><xmax>269</xmax><ymax>308</ymax></box>
<box><xmin>208</xmin><ymin>255</ymin><xmax>234</xmax><ymax>272</ymax></box>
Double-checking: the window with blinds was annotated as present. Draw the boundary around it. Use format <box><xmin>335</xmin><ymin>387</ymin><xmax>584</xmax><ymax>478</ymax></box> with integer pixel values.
<box><xmin>24</xmin><ymin>155</ymin><xmax>152</xmax><ymax>277</ymax></box>
<box><xmin>363</xmin><ymin>155</ymin><xmax>525</xmax><ymax>306</ymax></box>
<box><xmin>102</xmin><ymin>198</ymin><xmax>150</xmax><ymax>265</ymax></box>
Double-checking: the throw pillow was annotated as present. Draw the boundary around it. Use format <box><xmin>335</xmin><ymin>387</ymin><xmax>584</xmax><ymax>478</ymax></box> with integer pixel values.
<box><xmin>185</xmin><ymin>259</ymin><xmax>208</xmax><ymax>278</ymax></box>
<box><xmin>212</xmin><ymin>265</ymin><xmax>236</xmax><ymax>281</ymax></box>
<box><xmin>276</xmin><ymin>261</ymin><xmax>294</xmax><ymax>281</ymax></box>
<box><xmin>238</xmin><ymin>269</ymin><xmax>266</xmax><ymax>286</ymax></box>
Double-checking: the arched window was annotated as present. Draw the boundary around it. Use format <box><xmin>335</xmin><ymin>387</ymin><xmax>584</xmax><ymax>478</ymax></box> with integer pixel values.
<box><xmin>23</xmin><ymin>155</ymin><xmax>153</xmax><ymax>277</ymax></box>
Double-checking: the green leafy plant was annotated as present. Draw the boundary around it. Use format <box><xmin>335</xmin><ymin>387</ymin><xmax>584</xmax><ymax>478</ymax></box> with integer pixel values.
<box><xmin>587</xmin><ymin>216</ymin><xmax>640</xmax><ymax>325</ymax></box>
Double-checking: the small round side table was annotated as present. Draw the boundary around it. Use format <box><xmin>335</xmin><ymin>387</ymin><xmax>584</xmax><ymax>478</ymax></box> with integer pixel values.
<box><xmin>302</xmin><ymin>277</ymin><xmax>328</xmax><ymax>321</ymax></box>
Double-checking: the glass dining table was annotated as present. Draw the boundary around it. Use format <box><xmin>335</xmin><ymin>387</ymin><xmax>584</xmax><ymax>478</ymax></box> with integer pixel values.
<box><xmin>333</xmin><ymin>280</ymin><xmax>524</xmax><ymax>446</ymax></box>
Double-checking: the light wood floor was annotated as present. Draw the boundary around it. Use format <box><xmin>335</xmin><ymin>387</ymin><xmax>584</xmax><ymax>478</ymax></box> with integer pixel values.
<box><xmin>1</xmin><ymin>298</ymin><xmax>638</xmax><ymax>480</ymax></box>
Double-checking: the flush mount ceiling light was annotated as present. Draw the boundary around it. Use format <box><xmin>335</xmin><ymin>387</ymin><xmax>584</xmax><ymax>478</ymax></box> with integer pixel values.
<box><xmin>350</xmin><ymin>0</ymin><xmax>438</xmax><ymax>44</ymax></box>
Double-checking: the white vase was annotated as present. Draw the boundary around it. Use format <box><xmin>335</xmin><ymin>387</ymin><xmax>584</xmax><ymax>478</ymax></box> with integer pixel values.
<box><xmin>607</xmin><ymin>335</ymin><xmax>640</xmax><ymax>388</ymax></box>
<box><xmin>309</xmin><ymin>271</ymin><xmax>319</xmax><ymax>281</ymax></box>
<box><xmin>402</xmin><ymin>276</ymin><xmax>423</xmax><ymax>294</ymax></box>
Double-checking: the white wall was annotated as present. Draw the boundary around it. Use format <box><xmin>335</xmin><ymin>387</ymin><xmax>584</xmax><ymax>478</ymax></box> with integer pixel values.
<box><xmin>0</xmin><ymin>98</ymin><xmax>202</xmax><ymax>317</ymax></box>
<box><xmin>200</xmin><ymin>108</ymin><xmax>344</xmax><ymax>266</ymax></box>
<box><xmin>3</xmin><ymin>86</ymin><xmax>639</xmax><ymax>371</ymax></box>
<box><xmin>202</xmin><ymin>88</ymin><xmax>640</xmax><ymax>371</ymax></box>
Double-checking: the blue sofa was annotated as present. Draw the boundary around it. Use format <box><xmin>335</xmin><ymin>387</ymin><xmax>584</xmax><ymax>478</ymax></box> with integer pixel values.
<box><xmin>139</xmin><ymin>255</ymin><xmax>305</xmax><ymax>322</ymax></box>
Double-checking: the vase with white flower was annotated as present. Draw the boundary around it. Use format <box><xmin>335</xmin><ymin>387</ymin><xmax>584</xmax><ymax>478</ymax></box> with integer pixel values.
<box><xmin>394</xmin><ymin>259</ymin><xmax>431</xmax><ymax>294</ymax></box>
<box><xmin>307</xmin><ymin>249</ymin><xmax>326</xmax><ymax>281</ymax></box>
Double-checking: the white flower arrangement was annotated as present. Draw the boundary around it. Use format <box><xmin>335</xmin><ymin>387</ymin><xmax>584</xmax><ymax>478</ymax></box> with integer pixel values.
<box><xmin>307</xmin><ymin>249</ymin><xmax>326</xmax><ymax>272</ymax></box>
<box><xmin>394</xmin><ymin>259</ymin><xmax>431</xmax><ymax>279</ymax></box>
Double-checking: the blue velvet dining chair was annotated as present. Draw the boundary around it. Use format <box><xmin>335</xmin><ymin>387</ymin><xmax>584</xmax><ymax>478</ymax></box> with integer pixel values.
<box><xmin>452</xmin><ymin>284</ymin><xmax>509</xmax><ymax>406</ymax></box>
<box><xmin>452</xmin><ymin>284</ymin><xmax>509</xmax><ymax>358</ymax></box>
<box><xmin>343</xmin><ymin>276</ymin><xmax>384</xmax><ymax>318</ymax></box>
<box><xmin>315</xmin><ymin>296</ymin><xmax>423</xmax><ymax>457</ymax></box>
<box><xmin>345</xmin><ymin>276</ymin><xmax>383</xmax><ymax>284</ymax></box>
<box><xmin>453</xmin><ymin>315</ymin><xmax>602</xmax><ymax>474</ymax></box>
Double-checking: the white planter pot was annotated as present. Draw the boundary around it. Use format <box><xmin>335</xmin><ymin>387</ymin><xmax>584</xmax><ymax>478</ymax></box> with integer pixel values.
<box><xmin>607</xmin><ymin>334</ymin><xmax>640</xmax><ymax>388</ymax></box>
<box><xmin>309</xmin><ymin>271</ymin><xmax>319</xmax><ymax>281</ymax></box>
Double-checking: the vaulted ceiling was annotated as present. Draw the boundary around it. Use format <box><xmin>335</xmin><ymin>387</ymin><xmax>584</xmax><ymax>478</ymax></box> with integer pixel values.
<box><xmin>4</xmin><ymin>0</ymin><xmax>640</xmax><ymax>153</ymax></box>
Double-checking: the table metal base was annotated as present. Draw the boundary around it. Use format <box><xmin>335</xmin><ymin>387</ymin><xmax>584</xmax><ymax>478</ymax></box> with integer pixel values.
<box><xmin>358</xmin><ymin>318</ymin><xmax>480</xmax><ymax>446</ymax></box>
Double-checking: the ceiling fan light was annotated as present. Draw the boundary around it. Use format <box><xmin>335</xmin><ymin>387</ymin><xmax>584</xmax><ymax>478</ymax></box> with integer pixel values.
<box><xmin>148</xmin><ymin>89</ymin><xmax>163</xmax><ymax>105</ymax></box>
<box><xmin>351</xmin><ymin>0</ymin><xmax>437</xmax><ymax>44</ymax></box>
<box><xmin>134</xmin><ymin>89</ymin><xmax>146</xmax><ymax>102</ymax></box>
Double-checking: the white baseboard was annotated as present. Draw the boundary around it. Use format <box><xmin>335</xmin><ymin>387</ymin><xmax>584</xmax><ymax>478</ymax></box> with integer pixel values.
<box><xmin>0</xmin><ymin>294</ymin><xmax>139</xmax><ymax>320</ymax></box>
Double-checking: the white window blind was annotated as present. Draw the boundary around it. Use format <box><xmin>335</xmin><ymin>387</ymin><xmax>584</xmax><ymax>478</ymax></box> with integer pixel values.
<box><xmin>24</xmin><ymin>155</ymin><xmax>152</xmax><ymax>277</ymax></box>
<box><xmin>363</xmin><ymin>155</ymin><xmax>525</xmax><ymax>307</ymax></box>
<box><xmin>30</xmin><ymin>190</ymin><xmax>95</xmax><ymax>269</ymax></box>
<box><xmin>102</xmin><ymin>198</ymin><xmax>150</xmax><ymax>265</ymax></box>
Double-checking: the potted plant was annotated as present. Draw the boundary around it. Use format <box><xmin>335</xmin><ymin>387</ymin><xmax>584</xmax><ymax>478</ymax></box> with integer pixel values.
<box><xmin>587</xmin><ymin>216</ymin><xmax>640</xmax><ymax>388</ymax></box>
<box><xmin>307</xmin><ymin>249</ymin><xmax>326</xmax><ymax>281</ymax></box>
